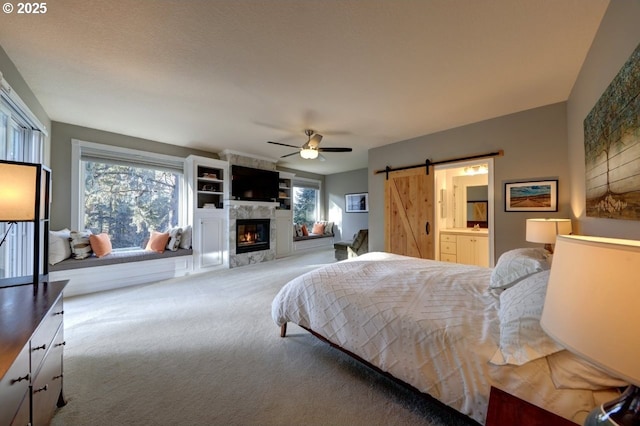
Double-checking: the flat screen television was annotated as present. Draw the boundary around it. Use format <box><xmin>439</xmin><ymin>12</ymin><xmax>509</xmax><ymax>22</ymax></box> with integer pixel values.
<box><xmin>231</xmin><ymin>165</ymin><xmax>279</xmax><ymax>202</ymax></box>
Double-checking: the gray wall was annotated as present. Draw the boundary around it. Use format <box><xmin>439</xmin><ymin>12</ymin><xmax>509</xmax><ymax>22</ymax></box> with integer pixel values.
<box><xmin>368</xmin><ymin>103</ymin><xmax>571</xmax><ymax>259</ymax></box>
<box><xmin>325</xmin><ymin>168</ymin><xmax>369</xmax><ymax>241</ymax></box>
<box><xmin>50</xmin><ymin>121</ymin><xmax>217</xmax><ymax>230</ymax></box>
<box><xmin>567</xmin><ymin>0</ymin><xmax>640</xmax><ymax>239</ymax></box>
<box><xmin>0</xmin><ymin>45</ymin><xmax>51</xmax><ymax>163</ymax></box>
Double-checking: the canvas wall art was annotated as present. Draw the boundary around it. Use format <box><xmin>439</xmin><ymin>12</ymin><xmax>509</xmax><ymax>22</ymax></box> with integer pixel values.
<box><xmin>584</xmin><ymin>42</ymin><xmax>640</xmax><ymax>220</ymax></box>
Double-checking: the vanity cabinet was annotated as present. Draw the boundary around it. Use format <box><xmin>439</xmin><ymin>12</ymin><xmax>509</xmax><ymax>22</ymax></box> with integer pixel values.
<box><xmin>439</xmin><ymin>231</ymin><xmax>489</xmax><ymax>267</ymax></box>
<box><xmin>0</xmin><ymin>281</ymin><xmax>67</xmax><ymax>426</ymax></box>
<box><xmin>457</xmin><ymin>235</ymin><xmax>489</xmax><ymax>267</ymax></box>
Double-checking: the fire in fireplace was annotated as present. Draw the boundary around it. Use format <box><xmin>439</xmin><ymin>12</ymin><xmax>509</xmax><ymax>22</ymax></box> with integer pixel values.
<box><xmin>236</xmin><ymin>219</ymin><xmax>270</xmax><ymax>254</ymax></box>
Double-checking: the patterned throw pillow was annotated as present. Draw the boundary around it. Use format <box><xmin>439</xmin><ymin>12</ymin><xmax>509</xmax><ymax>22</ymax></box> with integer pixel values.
<box><xmin>166</xmin><ymin>227</ymin><xmax>182</xmax><ymax>251</ymax></box>
<box><xmin>490</xmin><ymin>270</ymin><xmax>564</xmax><ymax>366</ymax></box>
<box><xmin>70</xmin><ymin>230</ymin><xmax>93</xmax><ymax>259</ymax></box>
<box><xmin>489</xmin><ymin>248</ymin><xmax>549</xmax><ymax>292</ymax></box>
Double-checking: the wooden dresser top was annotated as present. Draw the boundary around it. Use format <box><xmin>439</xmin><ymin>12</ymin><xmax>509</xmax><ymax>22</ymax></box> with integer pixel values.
<box><xmin>0</xmin><ymin>281</ymin><xmax>67</xmax><ymax>379</ymax></box>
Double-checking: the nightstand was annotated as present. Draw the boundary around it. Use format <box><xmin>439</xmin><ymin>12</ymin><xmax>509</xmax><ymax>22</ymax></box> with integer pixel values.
<box><xmin>485</xmin><ymin>386</ymin><xmax>577</xmax><ymax>426</ymax></box>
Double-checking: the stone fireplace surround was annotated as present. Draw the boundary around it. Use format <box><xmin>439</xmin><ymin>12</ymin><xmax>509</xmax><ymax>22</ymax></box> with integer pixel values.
<box><xmin>228</xmin><ymin>201</ymin><xmax>277</xmax><ymax>268</ymax></box>
<box><xmin>220</xmin><ymin>150</ymin><xmax>281</xmax><ymax>268</ymax></box>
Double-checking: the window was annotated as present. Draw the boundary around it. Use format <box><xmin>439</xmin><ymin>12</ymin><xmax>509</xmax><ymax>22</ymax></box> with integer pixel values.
<box><xmin>0</xmin><ymin>79</ymin><xmax>46</xmax><ymax>279</ymax></box>
<box><xmin>293</xmin><ymin>178</ymin><xmax>321</xmax><ymax>228</ymax></box>
<box><xmin>73</xmin><ymin>141</ymin><xmax>185</xmax><ymax>250</ymax></box>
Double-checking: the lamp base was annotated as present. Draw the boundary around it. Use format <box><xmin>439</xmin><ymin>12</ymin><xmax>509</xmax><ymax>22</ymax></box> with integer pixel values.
<box><xmin>584</xmin><ymin>385</ymin><xmax>640</xmax><ymax>426</ymax></box>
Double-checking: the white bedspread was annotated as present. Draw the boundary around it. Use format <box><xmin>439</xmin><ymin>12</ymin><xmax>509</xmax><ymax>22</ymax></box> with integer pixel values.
<box><xmin>271</xmin><ymin>252</ymin><xmax>616</xmax><ymax>425</ymax></box>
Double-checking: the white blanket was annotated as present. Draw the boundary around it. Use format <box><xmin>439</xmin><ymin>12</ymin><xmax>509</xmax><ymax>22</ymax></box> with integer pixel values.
<box><xmin>272</xmin><ymin>252</ymin><xmax>616</xmax><ymax>424</ymax></box>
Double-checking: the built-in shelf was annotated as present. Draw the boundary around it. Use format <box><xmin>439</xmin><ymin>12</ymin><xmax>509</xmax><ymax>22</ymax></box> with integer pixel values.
<box><xmin>277</xmin><ymin>174</ymin><xmax>293</xmax><ymax>210</ymax></box>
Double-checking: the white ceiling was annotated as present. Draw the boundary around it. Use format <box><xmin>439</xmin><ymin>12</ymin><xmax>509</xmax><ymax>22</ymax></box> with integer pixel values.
<box><xmin>0</xmin><ymin>0</ymin><xmax>609</xmax><ymax>175</ymax></box>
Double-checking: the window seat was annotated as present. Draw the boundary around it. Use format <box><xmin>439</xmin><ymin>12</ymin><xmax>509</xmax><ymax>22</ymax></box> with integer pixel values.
<box><xmin>293</xmin><ymin>233</ymin><xmax>335</xmax><ymax>251</ymax></box>
<box><xmin>50</xmin><ymin>249</ymin><xmax>193</xmax><ymax>297</ymax></box>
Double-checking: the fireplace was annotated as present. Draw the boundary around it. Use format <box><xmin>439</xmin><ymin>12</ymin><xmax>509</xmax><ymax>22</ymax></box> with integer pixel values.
<box><xmin>236</xmin><ymin>219</ymin><xmax>270</xmax><ymax>254</ymax></box>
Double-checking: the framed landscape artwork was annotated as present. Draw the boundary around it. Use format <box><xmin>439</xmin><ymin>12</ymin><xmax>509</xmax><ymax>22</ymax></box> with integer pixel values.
<box><xmin>345</xmin><ymin>192</ymin><xmax>368</xmax><ymax>212</ymax></box>
<box><xmin>505</xmin><ymin>180</ymin><xmax>558</xmax><ymax>212</ymax></box>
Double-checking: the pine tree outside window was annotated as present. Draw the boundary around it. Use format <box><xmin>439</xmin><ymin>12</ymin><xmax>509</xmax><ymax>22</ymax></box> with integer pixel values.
<box><xmin>292</xmin><ymin>178</ymin><xmax>321</xmax><ymax>229</ymax></box>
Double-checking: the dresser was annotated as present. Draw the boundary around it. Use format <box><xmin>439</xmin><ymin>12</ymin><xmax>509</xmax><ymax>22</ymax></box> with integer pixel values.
<box><xmin>439</xmin><ymin>229</ymin><xmax>489</xmax><ymax>267</ymax></box>
<box><xmin>0</xmin><ymin>281</ymin><xmax>68</xmax><ymax>425</ymax></box>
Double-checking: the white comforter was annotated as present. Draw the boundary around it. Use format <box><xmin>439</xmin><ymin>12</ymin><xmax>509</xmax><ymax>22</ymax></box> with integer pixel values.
<box><xmin>271</xmin><ymin>252</ymin><xmax>615</xmax><ymax>424</ymax></box>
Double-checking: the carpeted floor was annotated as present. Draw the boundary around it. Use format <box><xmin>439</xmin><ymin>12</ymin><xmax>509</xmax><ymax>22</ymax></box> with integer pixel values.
<box><xmin>52</xmin><ymin>249</ymin><xmax>479</xmax><ymax>426</ymax></box>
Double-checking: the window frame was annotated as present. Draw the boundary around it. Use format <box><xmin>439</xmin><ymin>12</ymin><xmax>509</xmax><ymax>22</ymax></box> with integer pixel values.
<box><xmin>292</xmin><ymin>177</ymin><xmax>322</xmax><ymax>228</ymax></box>
<box><xmin>71</xmin><ymin>140</ymin><xmax>187</xmax><ymax>245</ymax></box>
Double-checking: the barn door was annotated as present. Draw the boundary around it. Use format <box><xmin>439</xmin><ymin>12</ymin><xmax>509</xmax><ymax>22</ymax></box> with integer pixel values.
<box><xmin>385</xmin><ymin>167</ymin><xmax>435</xmax><ymax>259</ymax></box>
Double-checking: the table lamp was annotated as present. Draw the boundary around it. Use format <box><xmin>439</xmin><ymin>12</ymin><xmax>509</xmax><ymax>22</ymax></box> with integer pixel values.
<box><xmin>541</xmin><ymin>235</ymin><xmax>640</xmax><ymax>426</ymax></box>
<box><xmin>525</xmin><ymin>218</ymin><xmax>572</xmax><ymax>253</ymax></box>
<box><xmin>0</xmin><ymin>160</ymin><xmax>49</xmax><ymax>287</ymax></box>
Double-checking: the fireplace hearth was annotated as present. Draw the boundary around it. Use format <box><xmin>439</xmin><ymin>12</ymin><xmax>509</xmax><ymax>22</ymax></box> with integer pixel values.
<box><xmin>236</xmin><ymin>219</ymin><xmax>270</xmax><ymax>254</ymax></box>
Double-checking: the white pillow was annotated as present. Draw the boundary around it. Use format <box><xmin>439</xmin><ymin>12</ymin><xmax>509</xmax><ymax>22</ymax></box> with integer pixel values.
<box><xmin>69</xmin><ymin>230</ymin><xmax>93</xmax><ymax>259</ymax></box>
<box><xmin>49</xmin><ymin>228</ymin><xmax>72</xmax><ymax>265</ymax></box>
<box><xmin>166</xmin><ymin>227</ymin><xmax>182</xmax><ymax>251</ymax></box>
<box><xmin>179</xmin><ymin>225</ymin><xmax>192</xmax><ymax>249</ymax></box>
<box><xmin>489</xmin><ymin>248</ymin><xmax>549</xmax><ymax>292</ymax></box>
<box><xmin>490</xmin><ymin>270</ymin><xmax>564</xmax><ymax>366</ymax></box>
<box><xmin>546</xmin><ymin>350</ymin><xmax>628</xmax><ymax>390</ymax></box>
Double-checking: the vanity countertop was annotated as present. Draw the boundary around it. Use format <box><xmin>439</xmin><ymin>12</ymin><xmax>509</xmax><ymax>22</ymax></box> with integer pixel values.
<box><xmin>441</xmin><ymin>228</ymin><xmax>489</xmax><ymax>236</ymax></box>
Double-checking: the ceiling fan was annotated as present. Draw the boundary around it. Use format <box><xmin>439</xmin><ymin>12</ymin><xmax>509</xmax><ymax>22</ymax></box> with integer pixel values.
<box><xmin>267</xmin><ymin>129</ymin><xmax>352</xmax><ymax>160</ymax></box>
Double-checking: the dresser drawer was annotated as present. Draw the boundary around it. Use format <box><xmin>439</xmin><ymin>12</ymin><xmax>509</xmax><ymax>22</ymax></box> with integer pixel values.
<box><xmin>31</xmin><ymin>295</ymin><xmax>64</xmax><ymax>375</ymax></box>
<box><xmin>440</xmin><ymin>241</ymin><xmax>457</xmax><ymax>255</ymax></box>
<box><xmin>32</xmin><ymin>325</ymin><xmax>64</xmax><ymax>426</ymax></box>
<box><xmin>440</xmin><ymin>233</ymin><xmax>457</xmax><ymax>243</ymax></box>
<box><xmin>0</xmin><ymin>344</ymin><xmax>30</xmax><ymax>426</ymax></box>
<box><xmin>440</xmin><ymin>253</ymin><xmax>457</xmax><ymax>263</ymax></box>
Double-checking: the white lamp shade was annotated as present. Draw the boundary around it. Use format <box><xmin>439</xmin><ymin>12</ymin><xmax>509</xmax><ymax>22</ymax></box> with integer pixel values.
<box><xmin>525</xmin><ymin>218</ymin><xmax>572</xmax><ymax>244</ymax></box>
<box><xmin>540</xmin><ymin>235</ymin><xmax>640</xmax><ymax>386</ymax></box>
<box><xmin>0</xmin><ymin>162</ymin><xmax>38</xmax><ymax>221</ymax></box>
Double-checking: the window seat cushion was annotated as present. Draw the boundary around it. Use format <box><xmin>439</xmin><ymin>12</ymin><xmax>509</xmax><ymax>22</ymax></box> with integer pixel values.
<box><xmin>293</xmin><ymin>233</ymin><xmax>334</xmax><ymax>242</ymax></box>
<box><xmin>49</xmin><ymin>248</ymin><xmax>193</xmax><ymax>272</ymax></box>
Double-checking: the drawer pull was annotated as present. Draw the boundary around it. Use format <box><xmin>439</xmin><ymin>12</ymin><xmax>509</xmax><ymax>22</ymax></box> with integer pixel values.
<box><xmin>32</xmin><ymin>344</ymin><xmax>46</xmax><ymax>352</ymax></box>
<box><xmin>33</xmin><ymin>384</ymin><xmax>48</xmax><ymax>393</ymax></box>
<box><xmin>53</xmin><ymin>374</ymin><xmax>63</xmax><ymax>380</ymax></box>
<box><xmin>54</xmin><ymin>310</ymin><xmax>64</xmax><ymax>316</ymax></box>
<box><xmin>55</xmin><ymin>341</ymin><xmax>67</xmax><ymax>347</ymax></box>
<box><xmin>10</xmin><ymin>374</ymin><xmax>30</xmax><ymax>384</ymax></box>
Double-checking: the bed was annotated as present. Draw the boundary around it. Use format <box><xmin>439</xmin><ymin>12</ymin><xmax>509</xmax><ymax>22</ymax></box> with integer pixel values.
<box><xmin>271</xmin><ymin>250</ymin><xmax>625</xmax><ymax>425</ymax></box>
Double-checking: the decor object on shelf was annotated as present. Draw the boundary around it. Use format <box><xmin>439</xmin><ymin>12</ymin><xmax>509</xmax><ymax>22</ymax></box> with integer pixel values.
<box><xmin>525</xmin><ymin>218</ymin><xmax>572</xmax><ymax>253</ymax></box>
<box><xmin>584</xmin><ymin>42</ymin><xmax>640</xmax><ymax>221</ymax></box>
<box><xmin>505</xmin><ymin>180</ymin><xmax>558</xmax><ymax>212</ymax></box>
<box><xmin>0</xmin><ymin>160</ymin><xmax>50</xmax><ymax>287</ymax></box>
<box><xmin>541</xmin><ymin>235</ymin><xmax>640</xmax><ymax>426</ymax></box>
<box><xmin>345</xmin><ymin>192</ymin><xmax>368</xmax><ymax>212</ymax></box>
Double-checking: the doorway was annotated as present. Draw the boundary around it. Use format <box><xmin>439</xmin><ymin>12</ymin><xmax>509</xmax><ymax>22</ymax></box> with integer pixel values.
<box><xmin>434</xmin><ymin>159</ymin><xmax>495</xmax><ymax>266</ymax></box>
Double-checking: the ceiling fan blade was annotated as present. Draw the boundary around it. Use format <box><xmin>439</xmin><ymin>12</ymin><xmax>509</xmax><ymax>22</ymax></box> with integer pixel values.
<box><xmin>308</xmin><ymin>134</ymin><xmax>323</xmax><ymax>148</ymax></box>
<box><xmin>280</xmin><ymin>151</ymin><xmax>300</xmax><ymax>158</ymax></box>
<box><xmin>317</xmin><ymin>147</ymin><xmax>353</xmax><ymax>153</ymax></box>
<box><xmin>268</xmin><ymin>141</ymin><xmax>301</xmax><ymax>149</ymax></box>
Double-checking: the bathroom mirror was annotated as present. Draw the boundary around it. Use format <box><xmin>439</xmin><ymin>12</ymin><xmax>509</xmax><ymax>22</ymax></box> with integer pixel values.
<box><xmin>452</xmin><ymin>175</ymin><xmax>488</xmax><ymax>228</ymax></box>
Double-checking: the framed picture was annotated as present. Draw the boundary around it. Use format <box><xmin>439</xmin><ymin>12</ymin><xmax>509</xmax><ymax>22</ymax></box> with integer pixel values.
<box><xmin>345</xmin><ymin>192</ymin><xmax>369</xmax><ymax>212</ymax></box>
<box><xmin>505</xmin><ymin>180</ymin><xmax>558</xmax><ymax>212</ymax></box>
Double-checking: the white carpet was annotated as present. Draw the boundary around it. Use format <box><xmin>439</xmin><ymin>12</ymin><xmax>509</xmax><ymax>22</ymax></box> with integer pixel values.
<box><xmin>52</xmin><ymin>249</ymin><xmax>477</xmax><ymax>426</ymax></box>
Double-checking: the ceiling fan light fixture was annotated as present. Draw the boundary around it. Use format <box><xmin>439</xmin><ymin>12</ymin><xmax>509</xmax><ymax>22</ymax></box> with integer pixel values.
<box><xmin>300</xmin><ymin>147</ymin><xmax>319</xmax><ymax>159</ymax></box>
